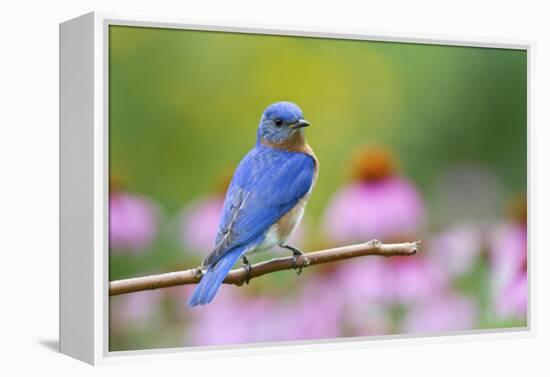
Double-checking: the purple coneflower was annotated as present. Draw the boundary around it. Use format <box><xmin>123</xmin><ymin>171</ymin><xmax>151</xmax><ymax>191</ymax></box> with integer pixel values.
<box><xmin>334</xmin><ymin>255</ymin><xmax>447</xmax><ymax>307</ymax></box>
<box><xmin>109</xmin><ymin>290</ymin><xmax>163</xmax><ymax>333</ymax></box>
<box><xmin>427</xmin><ymin>224</ymin><xmax>484</xmax><ymax>277</ymax></box>
<box><xmin>176</xmin><ymin>170</ymin><xmax>233</xmax><ymax>255</ymax></box>
<box><xmin>109</xmin><ymin>191</ymin><xmax>160</xmax><ymax>252</ymax></box>
<box><xmin>178</xmin><ymin>195</ymin><xmax>225</xmax><ymax>255</ymax></box>
<box><xmin>272</xmin><ymin>277</ymin><xmax>344</xmax><ymax>341</ymax></box>
<box><xmin>401</xmin><ymin>293</ymin><xmax>478</xmax><ymax>333</ymax></box>
<box><xmin>323</xmin><ymin>146</ymin><xmax>440</xmax><ymax>306</ymax></box>
<box><xmin>184</xmin><ymin>277</ymin><xmax>343</xmax><ymax>345</ymax></box>
<box><xmin>489</xmin><ymin>197</ymin><xmax>527</xmax><ymax>320</ymax></box>
<box><xmin>185</xmin><ymin>288</ymin><xmax>276</xmax><ymax>346</ymax></box>
<box><xmin>322</xmin><ymin>146</ymin><xmax>425</xmax><ymax>244</ymax></box>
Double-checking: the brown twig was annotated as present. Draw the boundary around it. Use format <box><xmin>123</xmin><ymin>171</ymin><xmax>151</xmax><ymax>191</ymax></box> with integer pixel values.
<box><xmin>109</xmin><ymin>239</ymin><xmax>420</xmax><ymax>296</ymax></box>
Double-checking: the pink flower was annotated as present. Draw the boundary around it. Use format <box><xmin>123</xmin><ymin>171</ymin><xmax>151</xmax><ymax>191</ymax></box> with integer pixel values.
<box><xmin>333</xmin><ymin>258</ymin><xmax>390</xmax><ymax>303</ymax></box>
<box><xmin>341</xmin><ymin>301</ymin><xmax>391</xmax><ymax>336</ymax></box>
<box><xmin>323</xmin><ymin>178</ymin><xmax>425</xmax><ymax>243</ymax></box>
<box><xmin>110</xmin><ymin>290</ymin><xmax>163</xmax><ymax>332</ymax></box>
<box><xmin>272</xmin><ymin>278</ymin><xmax>344</xmax><ymax>341</ymax></box>
<box><xmin>389</xmin><ymin>257</ymin><xmax>448</xmax><ymax>305</ymax></box>
<box><xmin>185</xmin><ymin>288</ymin><xmax>277</xmax><ymax>346</ymax></box>
<box><xmin>495</xmin><ymin>272</ymin><xmax>528</xmax><ymax>319</ymax></box>
<box><xmin>178</xmin><ymin>196</ymin><xmax>224</xmax><ymax>255</ymax></box>
<box><xmin>489</xmin><ymin>222</ymin><xmax>527</xmax><ymax>290</ymax></box>
<box><xmin>489</xmin><ymin>222</ymin><xmax>527</xmax><ymax>320</ymax></box>
<box><xmin>184</xmin><ymin>278</ymin><xmax>344</xmax><ymax>346</ymax></box>
<box><xmin>322</xmin><ymin>146</ymin><xmax>425</xmax><ymax>244</ymax></box>
<box><xmin>402</xmin><ymin>294</ymin><xmax>478</xmax><ymax>334</ymax></box>
<box><xmin>334</xmin><ymin>256</ymin><xmax>448</xmax><ymax>307</ymax></box>
<box><xmin>109</xmin><ymin>192</ymin><xmax>160</xmax><ymax>252</ymax></box>
<box><xmin>331</xmin><ymin>255</ymin><xmax>448</xmax><ymax>336</ymax></box>
<box><xmin>427</xmin><ymin>224</ymin><xmax>484</xmax><ymax>277</ymax></box>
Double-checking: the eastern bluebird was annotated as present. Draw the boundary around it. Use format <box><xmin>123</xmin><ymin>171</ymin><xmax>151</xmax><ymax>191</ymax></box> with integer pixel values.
<box><xmin>188</xmin><ymin>101</ymin><xmax>318</xmax><ymax>307</ymax></box>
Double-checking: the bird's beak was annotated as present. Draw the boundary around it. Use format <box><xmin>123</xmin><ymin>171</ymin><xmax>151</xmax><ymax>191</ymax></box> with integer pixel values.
<box><xmin>290</xmin><ymin>119</ymin><xmax>310</xmax><ymax>129</ymax></box>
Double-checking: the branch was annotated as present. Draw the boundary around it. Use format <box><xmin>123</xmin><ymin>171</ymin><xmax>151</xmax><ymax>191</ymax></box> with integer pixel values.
<box><xmin>109</xmin><ymin>239</ymin><xmax>420</xmax><ymax>296</ymax></box>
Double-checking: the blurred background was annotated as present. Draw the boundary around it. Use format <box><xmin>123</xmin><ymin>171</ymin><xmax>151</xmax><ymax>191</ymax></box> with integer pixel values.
<box><xmin>108</xmin><ymin>25</ymin><xmax>527</xmax><ymax>351</ymax></box>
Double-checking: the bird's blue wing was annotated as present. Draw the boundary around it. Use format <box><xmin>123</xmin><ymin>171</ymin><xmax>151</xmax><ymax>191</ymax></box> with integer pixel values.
<box><xmin>202</xmin><ymin>146</ymin><xmax>315</xmax><ymax>267</ymax></box>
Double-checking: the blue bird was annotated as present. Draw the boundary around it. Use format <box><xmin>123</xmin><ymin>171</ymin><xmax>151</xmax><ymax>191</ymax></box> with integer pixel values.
<box><xmin>188</xmin><ymin>101</ymin><xmax>319</xmax><ymax>307</ymax></box>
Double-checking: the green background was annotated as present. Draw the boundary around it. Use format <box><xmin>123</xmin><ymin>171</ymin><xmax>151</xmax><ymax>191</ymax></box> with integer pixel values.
<box><xmin>109</xmin><ymin>25</ymin><xmax>526</xmax><ymax>228</ymax></box>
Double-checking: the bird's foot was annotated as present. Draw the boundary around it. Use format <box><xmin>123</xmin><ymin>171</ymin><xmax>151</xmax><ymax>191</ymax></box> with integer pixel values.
<box><xmin>242</xmin><ymin>256</ymin><xmax>252</xmax><ymax>284</ymax></box>
<box><xmin>281</xmin><ymin>244</ymin><xmax>309</xmax><ymax>275</ymax></box>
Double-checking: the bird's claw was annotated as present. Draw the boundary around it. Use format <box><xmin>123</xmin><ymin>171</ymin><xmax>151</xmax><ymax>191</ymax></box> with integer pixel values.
<box><xmin>242</xmin><ymin>256</ymin><xmax>252</xmax><ymax>284</ymax></box>
<box><xmin>291</xmin><ymin>253</ymin><xmax>304</xmax><ymax>275</ymax></box>
<box><xmin>282</xmin><ymin>244</ymin><xmax>308</xmax><ymax>275</ymax></box>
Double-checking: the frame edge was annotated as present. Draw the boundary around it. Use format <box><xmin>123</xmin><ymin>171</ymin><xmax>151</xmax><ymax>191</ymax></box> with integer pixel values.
<box><xmin>59</xmin><ymin>11</ymin><xmax>96</xmax><ymax>365</ymax></box>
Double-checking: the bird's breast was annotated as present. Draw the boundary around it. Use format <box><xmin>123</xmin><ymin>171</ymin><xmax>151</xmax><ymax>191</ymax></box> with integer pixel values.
<box><xmin>260</xmin><ymin>135</ymin><xmax>319</xmax><ymax>184</ymax></box>
<box><xmin>274</xmin><ymin>196</ymin><xmax>309</xmax><ymax>241</ymax></box>
<box><xmin>248</xmin><ymin>196</ymin><xmax>309</xmax><ymax>254</ymax></box>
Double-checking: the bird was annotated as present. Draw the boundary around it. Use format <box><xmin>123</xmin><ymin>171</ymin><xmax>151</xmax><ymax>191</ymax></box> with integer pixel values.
<box><xmin>187</xmin><ymin>101</ymin><xmax>319</xmax><ymax>307</ymax></box>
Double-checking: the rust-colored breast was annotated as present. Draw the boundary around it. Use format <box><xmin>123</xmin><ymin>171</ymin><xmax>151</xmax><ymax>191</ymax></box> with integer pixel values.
<box><xmin>275</xmin><ymin>196</ymin><xmax>308</xmax><ymax>242</ymax></box>
<box><xmin>303</xmin><ymin>143</ymin><xmax>319</xmax><ymax>185</ymax></box>
<box><xmin>261</xmin><ymin>132</ymin><xmax>319</xmax><ymax>184</ymax></box>
<box><xmin>262</xmin><ymin>132</ymin><xmax>319</xmax><ymax>242</ymax></box>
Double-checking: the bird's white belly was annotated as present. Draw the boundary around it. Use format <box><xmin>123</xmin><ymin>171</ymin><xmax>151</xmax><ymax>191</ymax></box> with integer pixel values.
<box><xmin>247</xmin><ymin>197</ymin><xmax>308</xmax><ymax>255</ymax></box>
<box><xmin>253</xmin><ymin>226</ymin><xmax>283</xmax><ymax>253</ymax></box>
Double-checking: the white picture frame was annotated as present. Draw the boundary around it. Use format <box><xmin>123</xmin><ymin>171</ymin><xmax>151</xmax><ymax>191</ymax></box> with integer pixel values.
<box><xmin>59</xmin><ymin>11</ymin><xmax>534</xmax><ymax>365</ymax></box>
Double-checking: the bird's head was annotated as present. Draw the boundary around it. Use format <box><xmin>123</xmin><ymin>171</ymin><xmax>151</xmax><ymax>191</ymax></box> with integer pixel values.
<box><xmin>257</xmin><ymin>101</ymin><xmax>310</xmax><ymax>145</ymax></box>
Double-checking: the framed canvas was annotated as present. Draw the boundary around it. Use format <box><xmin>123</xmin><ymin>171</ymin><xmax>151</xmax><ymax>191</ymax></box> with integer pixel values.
<box><xmin>59</xmin><ymin>11</ymin><xmax>533</xmax><ymax>365</ymax></box>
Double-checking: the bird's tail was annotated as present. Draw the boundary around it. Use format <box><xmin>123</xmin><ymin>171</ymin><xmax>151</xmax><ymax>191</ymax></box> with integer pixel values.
<box><xmin>187</xmin><ymin>248</ymin><xmax>244</xmax><ymax>307</ymax></box>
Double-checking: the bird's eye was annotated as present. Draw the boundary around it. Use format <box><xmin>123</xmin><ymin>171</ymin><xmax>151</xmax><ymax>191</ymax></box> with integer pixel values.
<box><xmin>274</xmin><ymin>118</ymin><xmax>283</xmax><ymax>127</ymax></box>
